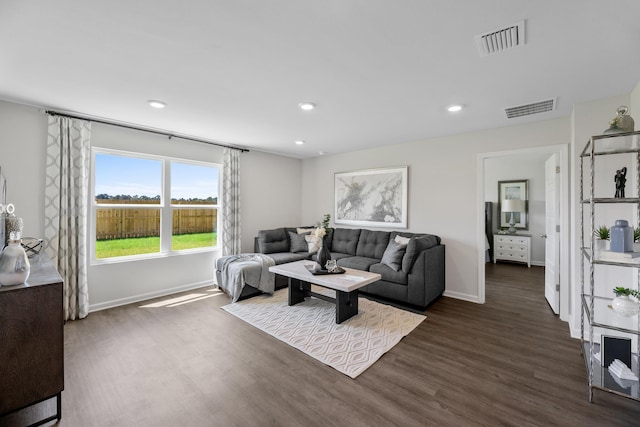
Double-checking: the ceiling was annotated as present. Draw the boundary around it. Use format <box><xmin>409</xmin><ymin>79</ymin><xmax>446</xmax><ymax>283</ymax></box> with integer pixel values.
<box><xmin>2</xmin><ymin>1</ymin><xmax>640</xmax><ymax>159</ymax></box>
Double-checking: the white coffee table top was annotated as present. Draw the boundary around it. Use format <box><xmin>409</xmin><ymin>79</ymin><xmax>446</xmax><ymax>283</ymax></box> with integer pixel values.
<box><xmin>269</xmin><ymin>260</ymin><xmax>381</xmax><ymax>293</ymax></box>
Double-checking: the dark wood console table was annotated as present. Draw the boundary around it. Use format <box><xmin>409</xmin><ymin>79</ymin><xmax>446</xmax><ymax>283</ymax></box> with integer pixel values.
<box><xmin>0</xmin><ymin>254</ymin><xmax>64</xmax><ymax>426</ymax></box>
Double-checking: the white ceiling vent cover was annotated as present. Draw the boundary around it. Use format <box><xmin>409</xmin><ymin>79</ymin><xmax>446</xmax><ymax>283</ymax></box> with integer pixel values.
<box><xmin>505</xmin><ymin>98</ymin><xmax>556</xmax><ymax>119</ymax></box>
<box><xmin>476</xmin><ymin>20</ymin><xmax>526</xmax><ymax>56</ymax></box>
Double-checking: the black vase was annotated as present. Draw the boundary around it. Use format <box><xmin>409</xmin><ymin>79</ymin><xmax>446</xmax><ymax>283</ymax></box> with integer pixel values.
<box><xmin>317</xmin><ymin>236</ymin><xmax>331</xmax><ymax>270</ymax></box>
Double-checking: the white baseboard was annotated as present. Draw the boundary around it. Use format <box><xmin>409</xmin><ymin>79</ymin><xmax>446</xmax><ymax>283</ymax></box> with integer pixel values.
<box><xmin>89</xmin><ymin>280</ymin><xmax>215</xmax><ymax>313</ymax></box>
<box><xmin>530</xmin><ymin>260</ymin><xmax>545</xmax><ymax>267</ymax></box>
<box><xmin>568</xmin><ymin>318</ymin><xmax>581</xmax><ymax>339</ymax></box>
<box><xmin>443</xmin><ymin>290</ymin><xmax>482</xmax><ymax>304</ymax></box>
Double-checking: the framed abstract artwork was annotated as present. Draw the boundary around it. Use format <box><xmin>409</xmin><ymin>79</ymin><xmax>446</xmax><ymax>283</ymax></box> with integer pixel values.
<box><xmin>334</xmin><ymin>166</ymin><xmax>408</xmax><ymax>228</ymax></box>
<box><xmin>498</xmin><ymin>179</ymin><xmax>528</xmax><ymax>230</ymax></box>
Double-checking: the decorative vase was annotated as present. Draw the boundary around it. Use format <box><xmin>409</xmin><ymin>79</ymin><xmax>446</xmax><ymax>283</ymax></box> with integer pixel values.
<box><xmin>610</xmin><ymin>220</ymin><xmax>633</xmax><ymax>253</ymax></box>
<box><xmin>612</xmin><ymin>295</ymin><xmax>640</xmax><ymax>317</ymax></box>
<box><xmin>317</xmin><ymin>236</ymin><xmax>331</xmax><ymax>270</ymax></box>
<box><xmin>0</xmin><ymin>239</ymin><xmax>30</xmax><ymax>286</ymax></box>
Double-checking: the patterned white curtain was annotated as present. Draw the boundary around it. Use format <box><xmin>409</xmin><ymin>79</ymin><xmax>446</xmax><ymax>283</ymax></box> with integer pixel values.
<box><xmin>222</xmin><ymin>148</ymin><xmax>242</xmax><ymax>255</ymax></box>
<box><xmin>44</xmin><ymin>116</ymin><xmax>91</xmax><ymax>320</ymax></box>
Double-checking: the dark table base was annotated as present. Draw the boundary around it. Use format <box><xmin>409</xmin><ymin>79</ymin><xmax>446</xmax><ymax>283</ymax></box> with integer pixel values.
<box><xmin>287</xmin><ymin>278</ymin><xmax>359</xmax><ymax>324</ymax></box>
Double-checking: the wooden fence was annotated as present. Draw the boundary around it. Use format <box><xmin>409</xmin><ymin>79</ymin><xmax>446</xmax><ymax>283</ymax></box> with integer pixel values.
<box><xmin>96</xmin><ymin>200</ymin><xmax>217</xmax><ymax>240</ymax></box>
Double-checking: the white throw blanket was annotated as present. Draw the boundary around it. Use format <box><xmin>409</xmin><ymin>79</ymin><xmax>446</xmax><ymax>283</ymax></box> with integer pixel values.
<box><xmin>218</xmin><ymin>253</ymin><xmax>276</xmax><ymax>302</ymax></box>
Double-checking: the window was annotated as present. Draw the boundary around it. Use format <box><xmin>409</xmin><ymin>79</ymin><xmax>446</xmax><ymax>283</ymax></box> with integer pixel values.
<box><xmin>92</xmin><ymin>149</ymin><xmax>219</xmax><ymax>261</ymax></box>
<box><xmin>170</xmin><ymin>162</ymin><xmax>218</xmax><ymax>251</ymax></box>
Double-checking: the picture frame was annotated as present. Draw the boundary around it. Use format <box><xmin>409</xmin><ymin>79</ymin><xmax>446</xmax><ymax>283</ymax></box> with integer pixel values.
<box><xmin>334</xmin><ymin>166</ymin><xmax>408</xmax><ymax>228</ymax></box>
<box><xmin>498</xmin><ymin>179</ymin><xmax>528</xmax><ymax>230</ymax></box>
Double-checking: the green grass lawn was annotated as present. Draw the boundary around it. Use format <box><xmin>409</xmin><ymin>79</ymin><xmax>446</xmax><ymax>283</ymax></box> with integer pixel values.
<box><xmin>96</xmin><ymin>232</ymin><xmax>217</xmax><ymax>258</ymax></box>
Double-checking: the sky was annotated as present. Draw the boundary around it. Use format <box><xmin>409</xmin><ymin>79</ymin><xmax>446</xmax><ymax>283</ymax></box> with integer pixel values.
<box><xmin>95</xmin><ymin>153</ymin><xmax>219</xmax><ymax>200</ymax></box>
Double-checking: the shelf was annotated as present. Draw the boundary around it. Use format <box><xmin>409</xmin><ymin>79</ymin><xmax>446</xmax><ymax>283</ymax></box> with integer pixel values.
<box><xmin>582</xmin><ymin>342</ymin><xmax>640</xmax><ymax>400</ymax></box>
<box><xmin>581</xmin><ymin>198</ymin><xmax>640</xmax><ymax>204</ymax></box>
<box><xmin>580</xmin><ymin>132</ymin><xmax>640</xmax><ymax>157</ymax></box>
<box><xmin>581</xmin><ymin>247</ymin><xmax>640</xmax><ymax>267</ymax></box>
<box><xmin>582</xmin><ymin>294</ymin><xmax>640</xmax><ymax>335</ymax></box>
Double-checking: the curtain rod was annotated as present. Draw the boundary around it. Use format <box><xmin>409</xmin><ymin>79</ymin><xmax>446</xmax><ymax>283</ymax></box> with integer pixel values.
<box><xmin>45</xmin><ymin>109</ymin><xmax>249</xmax><ymax>153</ymax></box>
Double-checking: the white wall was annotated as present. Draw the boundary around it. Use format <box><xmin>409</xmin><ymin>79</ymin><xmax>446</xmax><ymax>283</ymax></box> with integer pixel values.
<box><xmin>240</xmin><ymin>150</ymin><xmax>302</xmax><ymax>252</ymax></box>
<box><xmin>301</xmin><ymin>117</ymin><xmax>570</xmax><ymax>302</ymax></box>
<box><xmin>0</xmin><ymin>101</ymin><xmax>47</xmax><ymax>239</ymax></box>
<box><xmin>484</xmin><ymin>153</ymin><xmax>548</xmax><ymax>265</ymax></box>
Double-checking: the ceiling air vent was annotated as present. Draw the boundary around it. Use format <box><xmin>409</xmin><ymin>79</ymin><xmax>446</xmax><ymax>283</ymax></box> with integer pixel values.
<box><xmin>505</xmin><ymin>98</ymin><xmax>556</xmax><ymax>119</ymax></box>
<box><xmin>475</xmin><ymin>20</ymin><xmax>526</xmax><ymax>56</ymax></box>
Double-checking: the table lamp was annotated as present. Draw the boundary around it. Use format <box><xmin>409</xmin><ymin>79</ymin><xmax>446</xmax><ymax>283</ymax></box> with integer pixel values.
<box><xmin>501</xmin><ymin>199</ymin><xmax>525</xmax><ymax>234</ymax></box>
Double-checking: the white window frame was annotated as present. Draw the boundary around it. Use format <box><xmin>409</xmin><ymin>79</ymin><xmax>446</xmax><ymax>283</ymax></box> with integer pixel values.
<box><xmin>90</xmin><ymin>147</ymin><xmax>221</xmax><ymax>264</ymax></box>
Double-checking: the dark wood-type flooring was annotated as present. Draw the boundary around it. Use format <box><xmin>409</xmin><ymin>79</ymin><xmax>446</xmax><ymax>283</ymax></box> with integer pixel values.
<box><xmin>3</xmin><ymin>263</ymin><xmax>640</xmax><ymax>426</ymax></box>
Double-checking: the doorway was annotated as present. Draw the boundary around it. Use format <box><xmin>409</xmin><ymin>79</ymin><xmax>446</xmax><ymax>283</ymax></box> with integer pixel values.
<box><xmin>477</xmin><ymin>145</ymin><xmax>570</xmax><ymax>321</ymax></box>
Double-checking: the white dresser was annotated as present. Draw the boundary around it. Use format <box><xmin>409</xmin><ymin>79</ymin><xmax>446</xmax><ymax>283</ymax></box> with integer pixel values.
<box><xmin>493</xmin><ymin>234</ymin><xmax>531</xmax><ymax>267</ymax></box>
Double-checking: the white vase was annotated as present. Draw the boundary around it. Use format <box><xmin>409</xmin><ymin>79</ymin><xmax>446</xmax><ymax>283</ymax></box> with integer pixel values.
<box><xmin>0</xmin><ymin>240</ymin><xmax>30</xmax><ymax>286</ymax></box>
<box><xmin>612</xmin><ymin>295</ymin><xmax>639</xmax><ymax>317</ymax></box>
<box><xmin>594</xmin><ymin>239</ymin><xmax>608</xmax><ymax>258</ymax></box>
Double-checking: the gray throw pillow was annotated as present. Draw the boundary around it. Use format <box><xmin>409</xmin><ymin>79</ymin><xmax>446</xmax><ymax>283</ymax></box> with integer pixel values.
<box><xmin>289</xmin><ymin>231</ymin><xmax>309</xmax><ymax>253</ymax></box>
<box><xmin>402</xmin><ymin>235</ymin><xmax>439</xmax><ymax>271</ymax></box>
<box><xmin>380</xmin><ymin>239</ymin><xmax>407</xmax><ymax>271</ymax></box>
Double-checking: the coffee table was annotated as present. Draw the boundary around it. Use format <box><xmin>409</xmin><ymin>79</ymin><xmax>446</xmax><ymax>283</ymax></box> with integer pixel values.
<box><xmin>268</xmin><ymin>260</ymin><xmax>381</xmax><ymax>323</ymax></box>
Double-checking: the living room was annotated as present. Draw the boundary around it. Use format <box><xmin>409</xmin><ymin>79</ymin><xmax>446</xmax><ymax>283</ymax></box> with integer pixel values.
<box><xmin>2</xmin><ymin>1</ymin><xmax>640</xmax><ymax>425</ymax></box>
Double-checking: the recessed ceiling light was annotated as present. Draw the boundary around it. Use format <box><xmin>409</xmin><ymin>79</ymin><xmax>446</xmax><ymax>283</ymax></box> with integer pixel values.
<box><xmin>447</xmin><ymin>104</ymin><xmax>463</xmax><ymax>112</ymax></box>
<box><xmin>295</xmin><ymin>140</ymin><xmax>305</xmax><ymax>145</ymax></box>
<box><xmin>148</xmin><ymin>100</ymin><xmax>166</xmax><ymax>109</ymax></box>
<box><xmin>298</xmin><ymin>102</ymin><xmax>316</xmax><ymax>111</ymax></box>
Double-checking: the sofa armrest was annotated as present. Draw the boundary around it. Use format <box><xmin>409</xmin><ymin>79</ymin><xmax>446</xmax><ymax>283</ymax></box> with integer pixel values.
<box><xmin>407</xmin><ymin>244</ymin><xmax>445</xmax><ymax>307</ymax></box>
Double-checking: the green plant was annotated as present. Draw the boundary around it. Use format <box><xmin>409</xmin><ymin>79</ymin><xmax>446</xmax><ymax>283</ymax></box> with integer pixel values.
<box><xmin>613</xmin><ymin>286</ymin><xmax>640</xmax><ymax>298</ymax></box>
<box><xmin>320</xmin><ymin>213</ymin><xmax>331</xmax><ymax>229</ymax></box>
<box><xmin>594</xmin><ymin>225</ymin><xmax>610</xmax><ymax>240</ymax></box>
<box><xmin>634</xmin><ymin>227</ymin><xmax>640</xmax><ymax>243</ymax></box>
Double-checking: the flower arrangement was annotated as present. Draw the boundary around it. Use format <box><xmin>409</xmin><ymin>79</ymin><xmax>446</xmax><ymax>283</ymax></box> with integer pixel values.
<box><xmin>609</xmin><ymin>116</ymin><xmax>621</xmax><ymax>129</ymax></box>
<box><xmin>314</xmin><ymin>213</ymin><xmax>331</xmax><ymax>239</ymax></box>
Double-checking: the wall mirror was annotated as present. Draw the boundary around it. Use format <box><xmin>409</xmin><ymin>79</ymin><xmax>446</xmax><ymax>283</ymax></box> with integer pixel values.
<box><xmin>497</xmin><ymin>179</ymin><xmax>528</xmax><ymax>231</ymax></box>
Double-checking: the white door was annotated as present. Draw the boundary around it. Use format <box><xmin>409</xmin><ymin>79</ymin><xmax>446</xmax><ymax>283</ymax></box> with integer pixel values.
<box><xmin>544</xmin><ymin>154</ymin><xmax>560</xmax><ymax>314</ymax></box>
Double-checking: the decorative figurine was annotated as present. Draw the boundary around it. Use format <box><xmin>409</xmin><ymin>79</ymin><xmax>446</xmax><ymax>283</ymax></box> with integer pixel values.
<box><xmin>615</xmin><ymin>167</ymin><xmax>627</xmax><ymax>198</ymax></box>
<box><xmin>604</xmin><ymin>106</ymin><xmax>635</xmax><ymax>134</ymax></box>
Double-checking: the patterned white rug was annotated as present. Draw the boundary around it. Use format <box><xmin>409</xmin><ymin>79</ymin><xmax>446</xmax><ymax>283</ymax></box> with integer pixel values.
<box><xmin>221</xmin><ymin>288</ymin><xmax>426</xmax><ymax>378</ymax></box>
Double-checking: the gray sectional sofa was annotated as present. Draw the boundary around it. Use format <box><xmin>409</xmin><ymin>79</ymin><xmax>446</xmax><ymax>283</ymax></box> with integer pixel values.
<box><xmin>251</xmin><ymin>226</ymin><xmax>445</xmax><ymax>309</ymax></box>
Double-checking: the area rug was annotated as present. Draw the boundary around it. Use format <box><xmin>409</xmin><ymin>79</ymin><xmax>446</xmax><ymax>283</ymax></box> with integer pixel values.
<box><xmin>221</xmin><ymin>288</ymin><xmax>425</xmax><ymax>378</ymax></box>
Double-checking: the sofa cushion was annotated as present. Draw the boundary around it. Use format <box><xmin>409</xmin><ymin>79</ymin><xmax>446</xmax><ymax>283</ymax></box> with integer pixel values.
<box><xmin>394</xmin><ymin>235</ymin><xmax>411</xmax><ymax>245</ymax></box>
<box><xmin>380</xmin><ymin>239</ymin><xmax>407</xmax><ymax>271</ymax></box>
<box><xmin>289</xmin><ymin>231</ymin><xmax>310</xmax><ymax>253</ymax></box>
<box><xmin>296</xmin><ymin>227</ymin><xmax>315</xmax><ymax>234</ymax></box>
<box><xmin>356</xmin><ymin>230</ymin><xmax>390</xmax><ymax>259</ymax></box>
<box><xmin>402</xmin><ymin>235</ymin><xmax>439</xmax><ymax>272</ymax></box>
<box><xmin>267</xmin><ymin>252</ymin><xmax>310</xmax><ymax>265</ymax></box>
<box><xmin>258</xmin><ymin>228</ymin><xmax>289</xmax><ymax>254</ymax></box>
<box><xmin>305</xmin><ymin>234</ymin><xmax>322</xmax><ymax>253</ymax></box>
<box><xmin>331</xmin><ymin>228</ymin><xmax>361</xmax><ymax>255</ymax></box>
<box><xmin>369</xmin><ymin>263</ymin><xmax>408</xmax><ymax>285</ymax></box>
<box><xmin>337</xmin><ymin>256</ymin><xmax>379</xmax><ymax>271</ymax></box>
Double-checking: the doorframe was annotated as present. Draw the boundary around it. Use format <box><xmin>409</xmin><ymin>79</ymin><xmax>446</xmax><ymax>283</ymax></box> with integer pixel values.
<box><xmin>477</xmin><ymin>144</ymin><xmax>570</xmax><ymax>321</ymax></box>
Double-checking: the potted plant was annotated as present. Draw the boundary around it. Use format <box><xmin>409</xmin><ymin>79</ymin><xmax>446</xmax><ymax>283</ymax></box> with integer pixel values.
<box><xmin>594</xmin><ymin>225</ymin><xmax>610</xmax><ymax>256</ymax></box>
<box><xmin>612</xmin><ymin>286</ymin><xmax>640</xmax><ymax>316</ymax></box>
<box><xmin>634</xmin><ymin>227</ymin><xmax>640</xmax><ymax>252</ymax></box>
